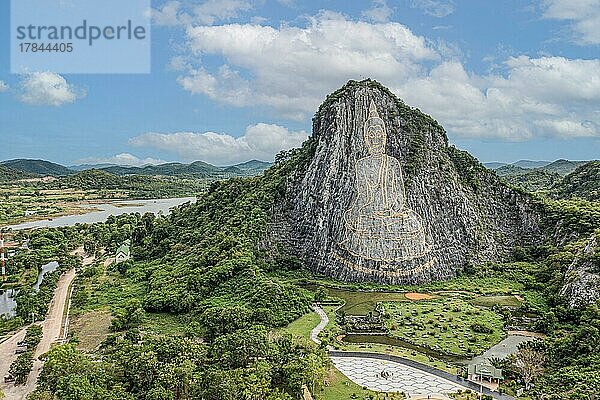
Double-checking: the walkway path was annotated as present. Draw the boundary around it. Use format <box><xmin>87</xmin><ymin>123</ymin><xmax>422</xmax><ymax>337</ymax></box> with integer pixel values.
<box><xmin>1</xmin><ymin>247</ymin><xmax>93</xmax><ymax>399</ymax></box>
<box><xmin>310</xmin><ymin>304</ymin><xmax>329</xmax><ymax>346</ymax></box>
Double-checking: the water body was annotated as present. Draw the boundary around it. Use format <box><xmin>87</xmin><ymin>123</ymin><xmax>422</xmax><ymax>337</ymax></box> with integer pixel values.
<box><xmin>0</xmin><ymin>289</ymin><xmax>18</xmax><ymax>318</ymax></box>
<box><xmin>342</xmin><ymin>333</ymin><xmax>533</xmax><ymax>366</ymax></box>
<box><xmin>6</xmin><ymin>197</ymin><xmax>196</xmax><ymax>230</ymax></box>
<box><xmin>0</xmin><ymin>261</ymin><xmax>61</xmax><ymax>317</ymax></box>
<box><xmin>33</xmin><ymin>261</ymin><xmax>59</xmax><ymax>292</ymax></box>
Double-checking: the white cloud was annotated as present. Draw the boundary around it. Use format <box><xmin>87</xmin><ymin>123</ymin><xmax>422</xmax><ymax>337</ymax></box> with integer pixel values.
<box><xmin>169</xmin><ymin>11</ymin><xmax>598</xmax><ymax>140</ymax></box>
<box><xmin>19</xmin><ymin>72</ymin><xmax>83</xmax><ymax>106</ymax></box>
<box><xmin>178</xmin><ymin>12</ymin><xmax>438</xmax><ymax>119</ymax></box>
<box><xmin>362</xmin><ymin>0</ymin><xmax>393</xmax><ymax>22</ymax></box>
<box><xmin>152</xmin><ymin>0</ymin><xmax>253</xmax><ymax>26</ymax></box>
<box><xmin>75</xmin><ymin>153</ymin><xmax>168</xmax><ymax>167</ymax></box>
<box><xmin>152</xmin><ymin>1</ymin><xmax>185</xmax><ymax>26</ymax></box>
<box><xmin>397</xmin><ymin>56</ymin><xmax>600</xmax><ymax>140</ymax></box>
<box><xmin>130</xmin><ymin>123</ymin><xmax>308</xmax><ymax>165</ymax></box>
<box><xmin>0</xmin><ymin>81</ymin><xmax>8</xmax><ymax>92</ymax></box>
<box><xmin>409</xmin><ymin>0</ymin><xmax>455</xmax><ymax>18</ymax></box>
<box><xmin>542</xmin><ymin>0</ymin><xmax>600</xmax><ymax>45</ymax></box>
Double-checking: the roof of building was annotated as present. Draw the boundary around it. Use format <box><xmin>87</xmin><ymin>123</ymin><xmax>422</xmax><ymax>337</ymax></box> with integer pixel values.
<box><xmin>116</xmin><ymin>242</ymin><xmax>131</xmax><ymax>257</ymax></box>
<box><xmin>468</xmin><ymin>362</ymin><xmax>503</xmax><ymax>379</ymax></box>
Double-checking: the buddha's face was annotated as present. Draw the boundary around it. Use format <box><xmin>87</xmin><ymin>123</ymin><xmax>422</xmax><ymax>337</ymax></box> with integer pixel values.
<box><xmin>365</xmin><ymin>125</ymin><xmax>386</xmax><ymax>155</ymax></box>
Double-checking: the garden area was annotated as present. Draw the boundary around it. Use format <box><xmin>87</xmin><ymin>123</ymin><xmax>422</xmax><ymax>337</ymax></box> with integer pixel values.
<box><xmin>383</xmin><ymin>297</ymin><xmax>505</xmax><ymax>357</ymax></box>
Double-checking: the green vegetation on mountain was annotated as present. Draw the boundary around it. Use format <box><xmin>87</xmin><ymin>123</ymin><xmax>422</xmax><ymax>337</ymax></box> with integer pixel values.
<box><xmin>552</xmin><ymin>161</ymin><xmax>600</xmax><ymax>201</ymax></box>
<box><xmin>0</xmin><ymin>159</ymin><xmax>73</xmax><ymax>177</ymax></box>
<box><xmin>50</xmin><ymin>169</ymin><xmax>206</xmax><ymax>198</ymax></box>
<box><xmin>0</xmin><ymin>165</ymin><xmax>38</xmax><ymax>182</ymax></box>
<box><xmin>503</xmin><ymin>169</ymin><xmax>562</xmax><ymax>192</ymax></box>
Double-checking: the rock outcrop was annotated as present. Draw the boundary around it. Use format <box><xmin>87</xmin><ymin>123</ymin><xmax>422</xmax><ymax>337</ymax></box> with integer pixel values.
<box><xmin>560</xmin><ymin>235</ymin><xmax>600</xmax><ymax>308</ymax></box>
<box><xmin>269</xmin><ymin>79</ymin><xmax>545</xmax><ymax>285</ymax></box>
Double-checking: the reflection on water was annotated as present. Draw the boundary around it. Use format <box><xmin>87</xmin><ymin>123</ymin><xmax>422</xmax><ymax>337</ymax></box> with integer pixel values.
<box><xmin>343</xmin><ymin>333</ymin><xmax>463</xmax><ymax>363</ymax></box>
<box><xmin>0</xmin><ymin>261</ymin><xmax>61</xmax><ymax>317</ymax></box>
<box><xmin>33</xmin><ymin>261</ymin><xmax>59</xmax><ymax>292</ymax></box>
<box><xmin>0</xmin><ymin>289</ymin><xmax>18</xmax><ymax>318</ymax></box>
<box><xmin>343</xmin><ymin>333</ymin><xmax>533</xmax><ymax>366</ymax></box>
<box><xmin>6</xmin><ymin>197</ymin><xmax>196</xmax><ymax>230</ymax></box>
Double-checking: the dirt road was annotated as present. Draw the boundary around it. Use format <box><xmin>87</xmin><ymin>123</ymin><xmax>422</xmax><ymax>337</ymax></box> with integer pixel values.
<box><xmin>1</xmin><ymin>247</ymin><xmax>92</xmax><ymax>399</ymax></box>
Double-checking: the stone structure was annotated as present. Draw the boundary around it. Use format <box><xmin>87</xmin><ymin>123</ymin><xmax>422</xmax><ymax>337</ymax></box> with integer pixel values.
<box><xmin>269</xmin><ymin>79</ymin><xmax>544</xmax><ymax>285</ymax></box>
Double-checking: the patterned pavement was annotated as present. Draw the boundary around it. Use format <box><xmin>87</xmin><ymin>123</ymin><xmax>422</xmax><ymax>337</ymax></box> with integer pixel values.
<box><xmin>331</xmin><ymin>356</ymin><xmax>469</xmax><ymax>396</ymax></box>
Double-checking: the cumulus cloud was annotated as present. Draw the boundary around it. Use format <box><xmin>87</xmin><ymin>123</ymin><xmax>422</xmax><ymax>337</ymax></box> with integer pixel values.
<box><xmin>178</xmin><ymin>12</ymin><xmax>438</xmax><ymax>119</ymax></box>
<box><xmin>75</xmin><ymin>153</ymin><xmax>168</xmax><ymax>167</ymax></box>
<box><xmin>409</xmin><ymin>0</ymin><xmax>455</xmax><ymax>18</ymax></box>
<box><xmin>130</xmin><ymin>123</ymin><xmax>308</xmax><ymax>165</ymax></box>
<box><xmin>19</xmin><ymin>72</ymin><xmax>83</xmax><ymax>106</ymax></box>
<box><xmin>397</xmin><ymin>56</ymin><xmax>600</xmax><ymax>140</ymax></box>
<box><xmin>0</xmin><ymin>81</ymin><xmax>8</xmax><ymax>92</ymax></box>
<box><xmin>153</xmin><ymin>0</ymin><xmax>253</xmax><ymax>26</ymax></box>
<box><xmin>169</xmin><ymin>11</ymin><xmax>598</xmax><ymax>140</ymax></box>
<box><xmin>542</xmin><ymin>0</ymin><xmax>600</xmax><ymax>45</ymax></box>
<box><xmin>362</xmin><ymin>0</ymin><xmax>393</xmax><ymax>22</ymax></box>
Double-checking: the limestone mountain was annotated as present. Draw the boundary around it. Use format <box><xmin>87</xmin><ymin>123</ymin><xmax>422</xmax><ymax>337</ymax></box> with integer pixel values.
<box><xmin>269</xmin><ymin>79</ymin><xmax>545</xmax><ymax>285</ymax></box>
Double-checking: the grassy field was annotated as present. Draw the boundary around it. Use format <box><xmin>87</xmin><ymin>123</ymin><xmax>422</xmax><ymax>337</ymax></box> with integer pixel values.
<box><xmin>284</xmin><ymin>310</ymin><xmax>321</xmax><ymax>339</ymax></box>
<box><xmin>325</xmin><ymin>288</ymin><xmax>410</xmax><ymax>316</ymax></box>
<box><xmin>383</xmin><ymin>298</ymin><xmax>505</xmax><ymax>357</ymax></box>
<box><xmin>470</xmin><ymin>295</ymin><xmax>522</xmax><ymax>308</ymax></box>
<box><xmin>70</xmin><ymin>309</ymin><xmax>112</xmax><ymax>351</ymax></box>
<box><xmin>315</xmin><ymin>366</ymin><xmax>405</xmax><ymax>400</ymax></box>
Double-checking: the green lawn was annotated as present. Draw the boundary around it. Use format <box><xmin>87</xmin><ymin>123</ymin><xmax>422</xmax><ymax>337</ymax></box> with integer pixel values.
<box><xmin>315</xmin><ymin>366</ymin><xmax>405</xmax><ymax>400</ymax></box>
<box><xmin>325</xmin><ymin>287</ymin><xmax>409</xmax><ymax>316</ymax></box>
<box><xmin>284</xmin><ymin>310</ymin><xmax>321</xmax><ymax>339</ymax></box>
<box><xmin>470</xmin><ymin>295</ymin><xmax>522</xmax><ymax>308</ymax></box>
<box><xmin>383</xmin><ymin>298</ymin><xmax>505</xmax><ymax>357</ymax></box>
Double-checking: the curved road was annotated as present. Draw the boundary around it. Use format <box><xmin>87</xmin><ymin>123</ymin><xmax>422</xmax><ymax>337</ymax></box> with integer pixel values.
<box><xmin>1</xmin><ymin>248</ymin><xmax>92</xmax><ymax>399</ymax></box>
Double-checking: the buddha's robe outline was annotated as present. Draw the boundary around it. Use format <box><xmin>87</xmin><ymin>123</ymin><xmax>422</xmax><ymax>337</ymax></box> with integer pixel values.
<box><xmin>339</xmin><ymin>102</ymin><xmax>429</xmax><ymax>262</ymax></box>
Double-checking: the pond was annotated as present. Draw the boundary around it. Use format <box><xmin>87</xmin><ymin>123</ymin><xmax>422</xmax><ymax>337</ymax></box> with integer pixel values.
<box><xmin>6</xmin><ymin>197</ymin><xmax>196</xmax><ymax>230</ymax></box>
<box><xmin>342</xmin><ymin>332</ymin><xmax>534</xmax><ymax>366</ymax></box>
<box><xmin>0</xmin><ymin>261</ymin><xmax>60</xmax><ymax>317</ymax></box>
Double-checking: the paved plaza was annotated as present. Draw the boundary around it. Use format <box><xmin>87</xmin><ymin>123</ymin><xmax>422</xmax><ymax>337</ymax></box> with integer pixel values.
<box><xmin>331</xmin><ymin>356</ymin><xmax>470</xmax><ymax>396</ymax></box>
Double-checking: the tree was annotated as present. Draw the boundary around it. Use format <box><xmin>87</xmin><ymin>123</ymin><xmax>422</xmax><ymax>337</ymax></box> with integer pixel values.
<box><xmin>512</xmin><ymin>340</ymin><xmax>546</xmax><ymax>390</ymax></box>
<box><xmin>9</xmin><ymin>351</ymin><xmax>34</xmax><ymax>384</ymax></box>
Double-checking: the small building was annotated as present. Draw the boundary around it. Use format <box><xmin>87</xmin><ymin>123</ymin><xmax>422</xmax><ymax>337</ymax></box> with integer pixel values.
<box><xmin>115</xmin><ymin>240</ymin><xmax>131</xmax><ymax>264</ymax></box>
<box><xmin>468</xmin><ymin>362</ymin><xmax>503</xmax><ymax>385</ymax></box>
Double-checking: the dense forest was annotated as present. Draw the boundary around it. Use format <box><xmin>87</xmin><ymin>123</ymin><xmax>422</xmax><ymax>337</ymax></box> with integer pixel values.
<box><xmin>7</xmin><ymin>137</ymin><xmax>593</xmax><ymax>399</ymax></box>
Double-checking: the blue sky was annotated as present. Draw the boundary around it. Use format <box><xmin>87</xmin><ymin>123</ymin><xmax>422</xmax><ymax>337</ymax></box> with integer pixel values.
<box><xmin>0</xmin><ymin>0</ymin><xmax>599</xmax><ymax>166</ymax></box>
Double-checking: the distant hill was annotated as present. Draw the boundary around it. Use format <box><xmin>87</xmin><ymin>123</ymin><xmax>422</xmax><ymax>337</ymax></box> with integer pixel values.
<box><xmin>232</xmin><ymin>160</ymin><xmax>272</xmax><ymax>173</ymax></box>
<box><xmin>0</xmin><ymin>159</ymin><xmax>73</xmax><ymax>176</ymax></box>
<box><xmin>483</xmin><ymin>162</ymin><xmax>507</xmax><ymax>169</ymax></box>
<box><xmin>52</xmin><ymin>169</ymin><xmax>205</xmax><ymax>197</ymax></box>
<box><xmin>100</xmin><ymin>160</ymin><xmax>270</xmax><ymax>178</ymax></box>
<box><xmin>552</xmin><ymin>161</ymin><xmax>600</xmax><ymax>201</ymax></box>
<box><xmin>101</xmin><ymin>161</ymin><xmax>224</xmax><ymax>178</ymax></box>
<box><xmin>541</xmin><ymin>159</ymin><xmax>588</xmax><ymax>176</ymax></box>
<box><xmin>493</xmin><ymin>159</ymin><xmax>592</xmax><ymax>193</ymax></box>
<box><xmin>0</xmin><ymin>165</ymin><xmax>39</xmax><ymax>182</ymax></box>
<box><xmin>502</xmin><ymin>169</ymin><xmax>562</xmax><ymax>192</ymax></box>
<box><xmin>495</xmin><ymin>164</ymin><xmax>530</xmax><ymax>176</ymax></box>
<box><xmin>513</xmin><ymin>160</ymin><xmax>551</xmax><ymax>169</ymax></box>
<box><xmin>69</xmin><ymin>163</ymin><xmax>119</xmax><ymax>171</ymax></box>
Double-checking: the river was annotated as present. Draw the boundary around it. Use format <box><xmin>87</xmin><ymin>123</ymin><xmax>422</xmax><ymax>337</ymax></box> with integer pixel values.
<box><xmin>1</xmin><ymin>197</ymin><xmax>196</xmax><ymax>317</ymax></box>
<box><xmin>5</xmin><ymin>197</ymin><xmax>196</xmax><ymax>230</ymax></box>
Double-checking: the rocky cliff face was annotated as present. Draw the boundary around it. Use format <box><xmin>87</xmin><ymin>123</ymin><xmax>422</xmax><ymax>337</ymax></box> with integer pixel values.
<box><xmin>269</xmin><ymin>80</ymin><xmax>545</xmax><ymax>285</ymax></box>
<box><xmin>560</xmin><ymin>235</ymin><xmax>600</xmax><ymax>308</ymax></box>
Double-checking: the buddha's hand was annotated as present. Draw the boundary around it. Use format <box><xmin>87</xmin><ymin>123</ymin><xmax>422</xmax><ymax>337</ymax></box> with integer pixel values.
<box><xmin>374</xmin><ymin>210</ymin><xmax>392</xmax><ymax>218</ymax></box>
